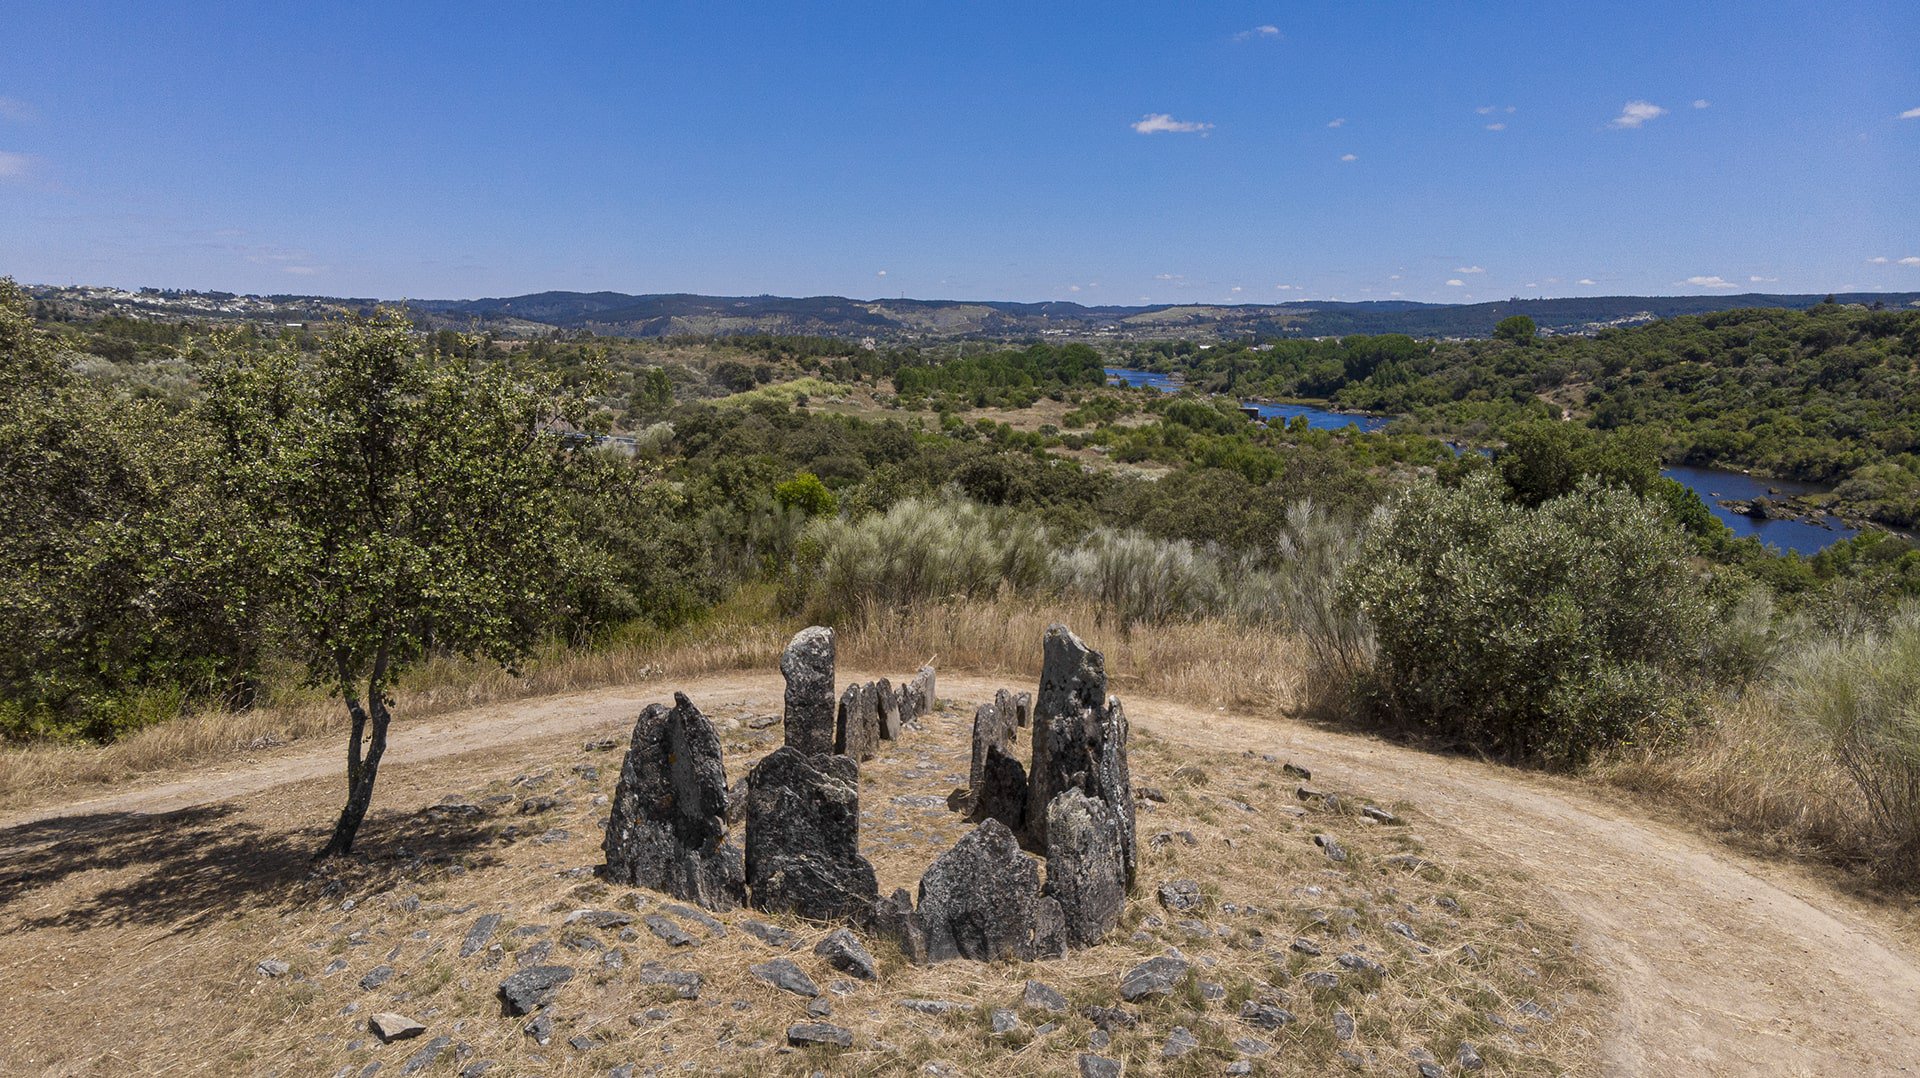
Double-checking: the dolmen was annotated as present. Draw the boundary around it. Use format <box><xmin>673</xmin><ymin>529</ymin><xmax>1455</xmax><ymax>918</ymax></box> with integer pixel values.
<box><xmin>601</xmin><ymin>622</ymin><xmax>1135</xmax><ymax>967</ymax></box>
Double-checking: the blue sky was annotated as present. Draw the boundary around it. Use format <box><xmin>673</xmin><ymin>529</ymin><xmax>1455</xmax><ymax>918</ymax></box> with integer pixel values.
<box><xmin>2</xmin><ymin>2</ymin><xmax>1916</xmax><ymax>304</ymax></box>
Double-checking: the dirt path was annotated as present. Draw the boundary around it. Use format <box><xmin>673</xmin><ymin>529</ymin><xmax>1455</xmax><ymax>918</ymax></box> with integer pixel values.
<box><xmin>5</xmin><ymin>671</ymin><xmax>1918</xmax><ymax>1076</ymax></box>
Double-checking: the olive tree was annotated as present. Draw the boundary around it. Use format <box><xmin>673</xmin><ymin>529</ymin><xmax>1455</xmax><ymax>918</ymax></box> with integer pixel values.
<box><xmin>204</xmin><ymin>312</ymin><xmax>573</xmax><ymax>856</ymax></box>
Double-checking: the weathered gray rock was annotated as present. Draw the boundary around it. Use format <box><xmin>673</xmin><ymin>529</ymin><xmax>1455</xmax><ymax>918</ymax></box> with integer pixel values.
<box><xmin>968</xmin><ymin>699</ymin><xmax>1016</xmax><ymax>806</ymax></box>
<box><xmin>782</xmin><ymin>627</ymin><xmax>837</xmax><ymax>755</ymax></box>
<box><xmin>751</xmin><ymin>958</ymin><xmax>820</xmax><ymax>998</ymax></box>
<box><xmin>635</xmin><ymin>963</ymin><xmax>702</xmax><ymax>1000</ymax></box>
<box><xmin>968</xmin><ymin>744</ymin><xmax>1028</xmax><ymax>834</ymax></box>
<box><xmin>1043</xmin><ymin>788</ymin><xmax>1128</xmax><ymax>949</ymax></box>
<box><xmin>1012</xmin><ymin>691</ymin><xmax>1032</xmax><ymax>728</ymax></box>
<box><xmin>601</xmin><ymin>694</ymin><xmax>745</xmax><ymax>911</ymax></box>
<box><xmin>1239</xmin><ymin>1001</ymin><xmax>1295</xmax><ymax>1030</ymax></box>
<box><xmin>916</xmin><ymin>819</ymin><xmax>1040</xmax><ymax>963</ymax></box>
<box><xmin>360</xmin><ymin>965</ymin><xmax>395</xmax><ymax>990</ymax></box>
<box><xmin>741</xmin><ymin>919</ymin><xmax>798</xmax><ymax>950</ymax></box>
<box><xmin>369</xmin><ymin>1012</ymin><xmax>426</xmax><ymax>1043</ymax></box>
<box><xmin>1458</xmin><ymin>1042</ymin><xmax>1486</xmax><ymax>1071</ymax></box>
<box><xmin>400</xmin><ymin>1035</ymin><xmax>453</xmax><ymax>1075</ymax></box>
<box><xmin>899</xmin><ymin>998</ymin><xmax>968</xmax><ymax>1016</ymax></box>
<box><xmin>497</xmin><ymin>965</ymin><xmax>574</xmax><ymax>1016</ymax></box>
<box><xmin>904</xmin><ymin>664</ymin><xmax>936</xmax><ymax>723</ymax></box>
<box><xmin>460</xmin><ymin>914</ymin><xmax>502</xmax><ymax>958</ymax></box>
<box><xmin>836</xmin><ymin>682</ymin><xmax>882</xmax><ymax>762</ymax></box>
<box><xmin>1162</xmin><ymin>1026</ymin><xmax>1199</xmax><ymax>1059</ymax></box>
<box><xmin>991</xmin><ymin>1008</ymin><xmax>1020</xmax><ymax>1035</ymax></box>
<box><xmin>1313</xmin><ymin>833</ymin><xmax>1348</xmax><ymax>863</ymax></box>
<box><xmin>1078</xmin><ymin>1053</ymin><xmax>1123</xmax><ymax>1078</ymax></box>
<box><xmin>1119</xmin><ymin>953</ymin><xmax>1190</xmax><ymax>1001</ymax></box>
<box><xmin>1022</xmin><ymin>980</ymin><xmax>1067</xmax><ymax>1012</ymax></box>
<box><xmin>1026</xmin><ymin>625</ymin><xmax>1108</xmax><ymax>849</ymax></box>
<box><xmin>875</xmin><ymin>678</ymin><xmax>903</xmax><ymax>740</ymax></box>
<box><xmin>1157</xmin><ymin>879</ymin><xmax>1202</xmax><ymax>914</ymax></box>
<box><xmin>256</xmin><ymin>958</ymin><xmax>290</xmax><ymax>977</ymax></box>
<box><xmin>644</xmin><ymin>914</ymin><xmax>696</xmax><ymax>947</ymax></box>
<box><xmin>1091</xmin><ymin>698</ymin><xmax>1137</xmax><ymax>885</ymax></box>
<box><xmin>869</xmin><ymin>887</ymin><xmax>927</xmax><ymax>965</ymax></box>
<box><xmin>1031</xmin><ymin>895</ymin><xmax>1068</xmax><ymax>959</ymax></box>
<box><xmin>744</xmin><ymin>746</ymin><xmax>878</xmax><ymax>922</ymax></box>
<box><xmin>786</xmin><ymin>1022</ymin><xmax>853</xmax><ymax>1049</ymax></box>
<box><xmin>813</xmin><ymin>929</ymin><xmax>877</xmax><ymax>981</ymax></box>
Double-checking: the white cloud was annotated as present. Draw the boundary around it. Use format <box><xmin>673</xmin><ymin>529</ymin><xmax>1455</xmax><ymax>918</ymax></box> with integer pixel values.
<box><xmin>1693</xmin><ymin>99</ymin><xmax>1711</xmax><ymax>109</ymax></box>
<box><xmin>1068</xmin><ymin>285</ymin><xmax>1081</xmax><ymax>292</ymax></box>
<box><xmin>1680</xmin><ymin>275</ymin><xmax>1739</xmax><ymax>289</ymax></box>
<box><xmin>1445</xmin><ymin>279</ymin><xmax>1465</xmax><ymax>287</ymax></box>
<box><xmin>1900</xmin><ymin>107</ymin><xmax>1920</xmax><ymax>120</ymax></box>
<box><xmin>1454</xmin><ymin>265</ymin><xmax>1486</xmax><ymax>274</ymax></box>
<box><xmin>1577</xmin><ymin>278</ymin><xmax>1597</xmax><ymax>285</ymax></box>
<box><xmin>1132</xmin><ymin>113</ymin><xmax>1213</xmax><ymax>135</ymax></box>
<box><xmin>1327</xmin><ymin>117</ymin><xmax>1346</xmax><ymax>128</ymax></box>
<box><xmin>0</xmin><ymin>97</ymin><xmax>33</xmax><ymax>122</ymax></box>
<box><xmin>1476</xmin><ymin>105</ymin><xmax>1516</xmax><ymax>115</ymax></box>
<box><xmin>1485</xmin><ymin>122</ymin><xmax>1506</xmax><ymax>131</ymax></box>
<box><xmin>1901</xmin><ymin>257</ymin><xmax>1920</xmax><ymax>266</ymax></box>
<box><xmin>281</xmin><ymin>265</ymin><xmax>321</xmax><ymax>276</ymax></box>
<box><xmin>1230</xmin><ymin>286</ymin><xmax>1243</xmax><ymax>293</ymax></box>
<box><xmin>1868</xmin><ymin>256</ymin><xmax>1891</xmax><ymax>264</ymax></box>
<box><xmin>1609</xmin><ymin>100</ymin><xmax>1668</xmax><ymax>129</ymax></box>
<box><xmin>1274</xmin><ymin>283</ymin><xmax>1294</xmax><ymax>290</ymax></box>
<box><xmin>0</xmin><ymin>150</ymin><xmax>30</xmax><ymax>178</ymax></box>
<box><xmin>1155</xmin><ymin>273</ymin><xmax>1183</xmax><ymax>281</ymax></box>
<box><xmin>1339</xmin><ymin>153</ymin><xmax>1356</xmax><ymax>162</ymax></box>
<box><xmin>1524</xmin><ymin>282</ymin><xmax>1539</xmax><ymax>289</ymax></box>
<box><xmin>875</xmin><ymin>269</ymin><xmax>888</xmax><ymax>277</ymax></box>
<box><xmin>1749</xmin><ymin>275</ymin><xmax>1779</xmax><ymax>282</ymax></box>
<box><xmin>1234</xmin><ymin>24</ymin><xmax>1281</xmax><ymax>41</ymax></box>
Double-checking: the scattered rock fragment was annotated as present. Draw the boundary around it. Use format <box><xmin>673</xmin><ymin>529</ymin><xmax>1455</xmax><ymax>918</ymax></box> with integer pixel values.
<box><xmin>740</xmin><ymin>919</ymin><xmax>798</xmax><ymax>949</ymax></box>
<box><xmin>786</xmin><ymin>1022</ymin><xmax>853</xmax><ymax>1049</ymax></box>
<box><xmin>369</xmin><ymin>1013</ymin><xmax>426</xmax><ymax>1043</ymax></box>
<box><xmin>1239</xmin><ymin>1001</ymin><xmax>1295</xmax><ymax>1030</ymax></box>
<box><xmin>1119</xmin><ymin>952</ymin><xmax>1190</xmax><ymax>1002</ymax></box>
<box><xmin>256</xmin><ymin>959</ymin><xmax>290</xmax><ymax>978</ymax></box>
<box><xmin>399</xmin><ymin>1035</ymin><xmax>452</xmax><ymax>1075</ymax></box>
<box><xmin>1313</xmin><ymin>833</ymin><xmax>1348</xmax><ymax>862</ymax></box>
<box><xmin>359</xmin><ymin>965</ymin><xmax>395</xmax><ymax>991</ymax></box>
<box><xmin>1162</xmin><ymin>1026</ymin><xmax>1199</xmax><ymax>1058</ymax></box>
<box><xmin>496</xmin><ymin>966</ymin><xmax>574</xmax><ymax>1016</ymax></box>
<box><xmin>1156</xmin><ymin>879</ymin><xmax>1202</xmax><ymax>913</ymax></box>
<box><xmin>813</xmin><ymin>929</ymin><xmax>877</xmax><ymax>981</ymax></box>
<box><xmin>1022</xmin><ymin>980</ymin><xmax>1067</xmax><ymax>1013</ymax></box>
<box><xmin>644</xmin><ymin>914</ymin><xmax>696</xmax><ymax>947</ymax></box>
<box><xmin>1078</xmin><ymin>1053</ymin><xmax>1123</xmax><ymax>1078</ymax></box>
<box><xmin>460</xmin><ymin>914</ymin><xmax>502</xmax><ymax>958</ymax></box>
<box><xmin>750</xmin><ymin>958</ymin><xmax>820</xmax><ymax>998</ymax></box>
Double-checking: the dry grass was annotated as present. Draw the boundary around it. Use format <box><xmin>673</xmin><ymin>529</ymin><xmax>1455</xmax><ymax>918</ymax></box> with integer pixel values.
<box><xmin>1595</xmin><ymin>694</ymin><xmax>1881</xmax><ymax>873</ymax></box>
<box><xmin>0</xmin><ymin>677</ymin><xmax>1599</xmax><ymax>1076</ymax></box>
<box><xmin>0</xmin><ymin>593</ymin><xmax>1306</xmax><ymax>812</ymax></box>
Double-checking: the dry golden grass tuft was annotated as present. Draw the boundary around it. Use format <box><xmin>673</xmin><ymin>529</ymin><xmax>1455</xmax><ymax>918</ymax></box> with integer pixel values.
<box><xmin>0</xmin><ymin>678</ymin><xmax>1599</xmax><ymax>1075</ymax></box>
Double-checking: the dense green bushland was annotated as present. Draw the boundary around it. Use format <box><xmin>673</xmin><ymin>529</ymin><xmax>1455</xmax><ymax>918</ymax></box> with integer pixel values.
<box><xmin>1124</xmin><ymin>303</ymin><xmax>1920</xmax><ymax>526</ymax></box>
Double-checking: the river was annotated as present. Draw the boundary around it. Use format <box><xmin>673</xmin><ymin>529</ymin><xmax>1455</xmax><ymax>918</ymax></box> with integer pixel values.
<box><xmin>1104</xmin><ymin>367</ymin><xmax>1857</xmax><ymax>554</ymax></box>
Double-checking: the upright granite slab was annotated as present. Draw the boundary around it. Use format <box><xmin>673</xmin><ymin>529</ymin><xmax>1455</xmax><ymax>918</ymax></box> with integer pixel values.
<box><xmin>1025</xmin><ymin>624</ymin><xmax>1111</xmax><ymax>851</ymax></box>
<box><xmin>782</xmin><ymin>627</ymin><xmax>837</xmax><ymax>756</ymax></box>
<box><xmin>916</xmin><ymin>819</ymin><xmax>1040</xmax><ymax>962</ymax></box>
<box><xmin>964</xmin><ymin>698</ymin><xmax>1027</xmax><ymax>831</ymax></box>
<box><xmin>744</xmin><ymin>746</ymin><xmax>878</xmax><ymax>922</ymax></box>
<box><xmin>602</xmin><ymin>693</ymin><xmax>745</xmax><ymax>910</ymax></box>
<box><xmin>875</xmin><ymin>677</ymin><xmax>903</xmax><ymax>740</ymax></box>
<box><xmin>836</xmin><ymin>681</ymin><xmax>882</xmax><ymax>762</ymax></box>
<box><xmin>1042</xmin><ymin>788</ymin><xmax>1128</xmax><ymax>948</ymax></box>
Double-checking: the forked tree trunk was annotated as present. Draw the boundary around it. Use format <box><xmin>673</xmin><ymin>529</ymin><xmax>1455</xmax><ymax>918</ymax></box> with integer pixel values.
<box><xmin>317</xmin><ymin>653</ymin><xmax>392</xmax><ymax>859</ymax></box>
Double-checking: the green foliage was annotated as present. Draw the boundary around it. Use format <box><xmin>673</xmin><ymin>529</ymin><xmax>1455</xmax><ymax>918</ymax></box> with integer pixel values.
<box><xmin>891</xmin><ymin>343</ymin><xmax>1106</xmax><ymax>406</ymax></box>
<box><xmin>1784</xmin><ymin>610</ymin><xmax>1920</xmax><ymax>870</ymax></box>
<box><xmin>1342</xmin><ymin>474</ymin><xmax>1713</xmax><ymax>766</ymax></box>
<box><xmin>1493</xmin><ymin>314</ymin><xmax>1537</xmax><ymax>343</ymax></box>
<box><xmin>773</xmin><ymin>472</ymin><xmax>839</xmax><ymax>518</ymax></box>
<box><xmin>1497</xmin><ymin>421</ymin><xmax>1660</xmax><ymax>506</ymax></box>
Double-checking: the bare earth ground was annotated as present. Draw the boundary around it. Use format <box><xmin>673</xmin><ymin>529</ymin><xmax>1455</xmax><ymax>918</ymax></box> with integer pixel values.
<box><xmin>2</xmin><ymin>672</ymin><xmax>1916</xmax><ymax>1076</ymax></box>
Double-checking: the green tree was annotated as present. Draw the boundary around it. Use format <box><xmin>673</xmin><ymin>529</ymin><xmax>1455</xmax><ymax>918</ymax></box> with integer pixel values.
<box><xmin>203</xmin><ymin>312</ymin><xmax>575</xmax><ymax>856</ymax></box>
<box><xmin>773</xmin><ymin>471</ymin><xmax>838</xmax><ymax>518</ymax></box>
<box><xmin>1494</xmin><ymin>314</ymin><xmax>1537</xmax><ymax>343</ymax></box>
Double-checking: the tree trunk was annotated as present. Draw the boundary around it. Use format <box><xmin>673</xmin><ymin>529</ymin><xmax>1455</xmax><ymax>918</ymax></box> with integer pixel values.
<box><xmin>317</xmin><ymin>652</ymin><xmax>392</xmax><ymax>859</ymax></box>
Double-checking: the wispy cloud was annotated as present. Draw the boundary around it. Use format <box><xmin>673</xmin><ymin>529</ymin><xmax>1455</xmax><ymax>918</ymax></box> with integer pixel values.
<box><xmin>1132</xmin><ymin>113</ymin><xmax>1213</xmax><ymax>135</ymax></box>
<box><xmin>1868</xmin><ymin>256</ymin><xmax>1891</xmax><ymax>264</ymax></box>
<box><xmin>1609</xmin><ymin>100</ymin><xmax>1668</xmax><ymax>129</ymax></box>
<box><xmin>1234</xmin><ymin>25</ymin><xmax>1281</xmax><ymax>42</ymax></box>
<box><xmin>0</xmin><ymin>150</ymin><xmax>33</xmax><ymax>179</ymax></box>
<box><xmin>1155</xmin><ymin>273</ymin><xmax>1184</xmax><ymax>281</ymax></box>
<box><xmin>1577</xmin><ymin>278</ymin><xmax>1597</xmax><ymax>285</ymax></box>
<box><xmin>1339</xmin><ymin>152</ymin><xmax>1356</xmax><ymax>162</ymax></box>
<box><xmin>1902</xmin><ymin>257</ymin><xmax>1920</xmax><ymax>266</ymax></box>
<box><xmin>1476</xmin><ymin>105</ymin><xmax>1517</xmax><ymax>115</ymax></box>
<box><xmin>243</xmin><ymin>246</ymin><xmax>326</xmax><ymax>276</ymax></box>
<box><xmin>0</xmin><ymin>97</ymin><xmax>33</xmax><ymax>122</ymax></box>
<box><xmin>1445</xmin><ymin>279</ymin><xmax>1465</xmax><ymax>287</ymax></box>
<box><xmin>1327</xmin><ymin>117</ymin><xmax>1346</xmax><ymax>128</ymax></box>
<box><xmin>1454</xmin><ymin>265</ymin><xmax>1486</xmax><ymax>274</ymax></box>
<box><xmin>1485</xmin><ymin>122</ymin><xmax>1506</xmax><ymax>131</ymax></box>
<box><xmin>1692</xmin><ymin>99</ymin><xmax>1711</xmax><ymax>109</ymax></box>
<box><xmin>1679</xmin><ymin>275</ymin><xmax>1739</xmax><ymax>289</ymax></box>
<box><xmin>1900</xmin><ymin>107</ymin><xmax>1920</xmax><ymax>120</ymax></box>
<box><xmin>1749</xmin><ymin>275</ymin><xmax>1778</xmax><ymax>283</ymax></box>
<box><xmin>875</xmin><ymin>269</ymin><xmax>888</xmax><ymax>277</ymax></box>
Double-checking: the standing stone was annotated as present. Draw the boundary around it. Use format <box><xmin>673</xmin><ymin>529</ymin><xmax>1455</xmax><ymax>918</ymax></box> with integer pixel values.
<box><xmin>967</xmin><ymin>700</ymin><xmax>1016</xmax><ymax>805</ymax></box>
<box><xmin>968</xmin><ymin>744</ymin><xmax>1028</xmax><ymax>834</ymax></box>
<box><xmin>870</xmin><ymin>888</ymin><xmax>928</xmax><ymax>965</ymax></box>
<box><xmin>744</xmin><ymin>746</ymin><xmax>878</xmax><ymax>922</ymax></box>
<box><xmin>875</xmin><ymin>677</ymin><xmax>903</xmax><ymax>740</ymax></box>
<box><xmin>836</xmin><ymin>682</ymin><xmax>881</xmax><ymax>762</ymax></box>
<box><xmin>782</xmin><ymin>627</ymin><xmax>836</xmax><ymax>756</ymax></box>
<box><xmin>916</xmin><ymin>819</ymin><xmax>1040</xmax><ymax>963</ymax></box>
<box><xmin>904</xmin><ymin>663</ymin><xmax>936</xmax><ymax>723</ymax></box>
<box><xmin>1091</xmin><ymin>698</ymin><xmax>1137</xmax><ymax>886</ymax></box>
<box><xmin>602</xmin><ymin>694</ymin><xmax>745</xmax><ymax>910</ymax></box>
<box><xmin>1025</xmin><ymin>625</ymin><xmax>1109</xmax><ymax>851</ymax></box>
<box><xmin>1042</xmin><ymin>788</ymin><xmax>1127</xmax><ymax>949</ymax></box>
<box><xmin>1013</xmin><ymin>691</ymin><xmax>1033</xmax><ymax>729</ymax></box>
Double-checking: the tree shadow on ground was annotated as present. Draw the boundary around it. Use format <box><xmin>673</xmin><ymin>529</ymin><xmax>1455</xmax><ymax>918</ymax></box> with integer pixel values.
<box><xmin>0</xmin><ymin>799</ymin><xmax>517</xmax><ymax>932</ymax></box>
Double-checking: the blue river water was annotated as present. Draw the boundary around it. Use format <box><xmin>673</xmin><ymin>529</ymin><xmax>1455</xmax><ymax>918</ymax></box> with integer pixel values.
<box><xmin>1105</xmin><ymin>367</ymin><xmax>1857</xmax><ymax>554</ymax></box>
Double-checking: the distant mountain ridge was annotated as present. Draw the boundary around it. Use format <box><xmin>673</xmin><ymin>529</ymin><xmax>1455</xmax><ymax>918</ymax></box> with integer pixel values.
<box><xmin>29</xmin><ymin>283</ymin><xmax>1920</xmax><ymax>340</ymax></box>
